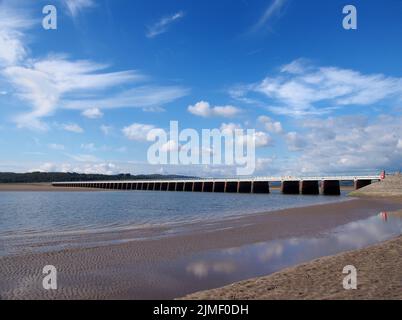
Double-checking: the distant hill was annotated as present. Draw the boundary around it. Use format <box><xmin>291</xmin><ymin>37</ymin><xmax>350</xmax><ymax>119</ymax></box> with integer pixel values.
<box><xmin>0</xmin><ymin>172</ymin><xmax>197</xmax><ymax>183</ymax></box>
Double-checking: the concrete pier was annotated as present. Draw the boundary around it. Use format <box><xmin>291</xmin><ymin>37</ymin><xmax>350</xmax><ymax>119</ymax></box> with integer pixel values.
<box><xmin>176</xmin><ymin>182</ymin><xmax>185</xmax><ymax>192</ymax></box>
<box><xmin>252</xmin><ymin>181</ymin><xmax>270</xmax><ymax>194</ymax></box>
<box><xmin>203</xmin><ymin>182</ymin><xmax>214</xmax><ymax>192</ymax></box>
<box><xmin>354</xmin><ymin>179</ymin><xmax>372</xmax><ymax>190</ymax></box>
<box><xmin>281</xmin><ymin>181</ymin><xmax>300</xmax><ymax>194</ymax></box>
<box><xmin>321</xmin><ymin>180</ymin><xmax>341</xmax><ymax>195</ymax></box>
<box><xmin>300</xmin><ymin>180</ymin><xmax>319</xmax><ymax>195</ymax></box>
<box><xmin>213</xmin><ymin>182</ymin><xmax>225</xmax><ymax>192</ymax></box>
<box><xmin>168</xmin><ymin>182</ymin><xmax>176</xmax><ymax>191</ymax></box>
<box><xmin>184</xmin><ymin>182</ymin><xmax>193</xmax><ymax>192</ymax></box>
<box><xmin>225</xmin><ymin>181</ymin><xmax>238</xmax><ymax>193</ymax></box>
<box><xmin>193</xmin><ymin>182</ymin><xmax>203</xmax><ymax>192</ymax></box>
<box><xmin>238</xmin><ymin>181</ymin><xmax>252</xmax><ymax>193</ymax></box>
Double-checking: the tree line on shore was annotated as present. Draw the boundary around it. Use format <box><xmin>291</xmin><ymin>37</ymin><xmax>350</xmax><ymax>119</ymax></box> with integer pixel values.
<box><xmin>0</xmin><ymin>172</ymin><xmax>195</xmax><ymax>183</ymax></box>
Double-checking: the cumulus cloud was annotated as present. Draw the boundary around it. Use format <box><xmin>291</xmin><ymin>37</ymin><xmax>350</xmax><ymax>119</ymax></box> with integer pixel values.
<box><xmin>188</xmin><ymin>101</ymin><xmax>241</xmax><ymax>118</ymax></box>
<box><xmin>122</xmin><ymin>123</ymin><xmax>156</xmax><ymax>142</ymax></box>
<box><xmin>82</xmin><ymin>107</ymin><xmax>103</xmax><ymax>119</ymax></box>
<box><xmin>33</xmin><ymin>161</ymin><xmax>119</xmax><ymax>175</ymax></box>
<box><xmin>232</xmin><ymin>59</ymin><xmax>402</xmax><ymax>116</ymax></box>
<box><xmin>146</xmin><ymin>11</ymin><xmax>185</xmax><ymax>38</ymax></box>
<box><xmin>258</xmin><ymin>115</ymin><xmax>283</xmax><ymax>133</ymax></box>
<box><xmin>281</xmin><ymin>115</ymin><xmax>402</xmax><ymax>173</ymax></box>
<box><xmin>62</xmin><ymin>123</ymin><xmax>84</xmax><ymax>133</ymax></box>
<box><xmin>220</xmin><ymin>122</ymin><xmax>273</xmax><ymax>148</ymax></box>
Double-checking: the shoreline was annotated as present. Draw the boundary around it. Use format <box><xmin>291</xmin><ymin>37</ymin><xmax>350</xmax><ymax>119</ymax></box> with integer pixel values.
<box><xmin>1</xmin><ymin>197</ymin><xmax>401</xmax><ymax>299</ymax></box>
<box><xmin>182</xmin><ymin>234</ymin><xmax>402</xmax><ymax>300</ymax></box>
<box><xmin>0</xmin><ymin>183</ymin><xmax>101</xmax><ymax>192</ymax></box>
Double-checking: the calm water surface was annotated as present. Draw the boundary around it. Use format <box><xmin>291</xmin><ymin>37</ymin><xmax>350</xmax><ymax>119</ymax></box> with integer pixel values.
<box><xmin>0</xmin><ymin>190</ymin><xmax>351</xmax><ymax>256</ymax></box>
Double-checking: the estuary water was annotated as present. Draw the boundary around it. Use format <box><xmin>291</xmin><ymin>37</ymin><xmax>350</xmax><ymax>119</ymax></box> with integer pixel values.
<box><xmin>0</xmin><ymin>190</ymin><xmax>350</xmax><ymax>256</ymax></box>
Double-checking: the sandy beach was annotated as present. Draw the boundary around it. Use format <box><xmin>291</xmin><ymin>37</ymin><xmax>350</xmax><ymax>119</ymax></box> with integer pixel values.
<box><xmin>182</xmin><ymin>234</ymin><xmax>402</xmax><ymax>300</ymax></box>
<box><xmin>1</xmin><ymin>196</ymin><xmax>401</xmax><ymax>300</ymax></box>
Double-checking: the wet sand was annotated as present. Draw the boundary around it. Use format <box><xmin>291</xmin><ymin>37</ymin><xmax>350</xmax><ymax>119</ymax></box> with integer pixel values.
<box><xmin>182</xmin><ymin>234</ymin><xmax>402</xmax><ymax>300</ymax></box>
<box><xmin>1</xmin><ymin>197</ymin><xmax>401</xmax><ymax>300</ymax></box>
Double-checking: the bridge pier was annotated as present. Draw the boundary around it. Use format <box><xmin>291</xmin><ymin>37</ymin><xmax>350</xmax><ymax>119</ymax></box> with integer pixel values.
<box><xmin>238</xmin><ymin>181</ymin><xmax>252</xmax><ymax>193</ymax></box>
<box><xmin>203</xmin><ymin>182</ymin><xmax>214</xmax><ymax>192</ymax></box>
<box><xmin>300</xmin><ymin>181</ymin><xmax>319</xmax><ymax>195</ymax></box>
<box><xmin>168</xmin><ymin>182</ymin><xmax>176</xmax><ymax>191</ymax></box>
<box><xmin>213</xmin><ymin>182</ymin><xmax>225</xmax><ymax>192</ymax></box>
<box><xmin>193</xmin><ymin>182</ymin><xmax>203</xmax><ymax>192</ymax></box>
<box><xmin>281</xmin><ymin>181</ymin><xmax>300</xmax><ymax>194</ymax></box>
<box><xmin>252</xmin><ymin>181</ymin><xmax>270</xmax><ymax>194</ymax></box>
<box><xmin>321</xmin><ymin>180</ymin><xmax>341</xmax><ymax>195</ymax></box>
<box><xmin>354</xmin><ymin>179</ymin><xmax>372</xmax><ymax>190</ymax></box>
<box><xmin>225</xmin><ymin>181</ymin><xmax>238</xmax><ymax>193</ymax></box>
<box><xmin>176</xmin><ymin>182</ymin><xmax>185</xmax><ymax>191</ymax></box>
<box><xmin>184</xmin><ymin>182</ymin><xmax>193</xmax><ymax>192</ymax></box>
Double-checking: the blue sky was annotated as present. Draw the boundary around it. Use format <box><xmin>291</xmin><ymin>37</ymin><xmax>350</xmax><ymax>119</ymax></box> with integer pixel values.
<box><xmin>1</xmin><ymin>0</ymin><xmax>402</xmax><ymax>176</ymax></box>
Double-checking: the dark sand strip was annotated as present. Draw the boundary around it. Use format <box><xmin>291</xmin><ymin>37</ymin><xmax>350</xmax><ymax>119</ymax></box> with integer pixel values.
<box><xmin>0</xmin><ymin>197</ymin><xmax>400</xmax><ymax>300</ymax></box>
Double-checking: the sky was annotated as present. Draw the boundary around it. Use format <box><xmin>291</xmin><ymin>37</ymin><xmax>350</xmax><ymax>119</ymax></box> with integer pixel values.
<box><xmin>0</xmin><ymin>0</ymin><xmax>402</xmax><ymax>177</ymax></box>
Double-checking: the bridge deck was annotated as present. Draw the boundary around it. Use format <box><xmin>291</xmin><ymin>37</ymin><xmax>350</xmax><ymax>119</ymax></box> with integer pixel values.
<box><xmin>52</xmin><ymin>175</ymin><xmax>380</xmax><ymax>185</ymax></box>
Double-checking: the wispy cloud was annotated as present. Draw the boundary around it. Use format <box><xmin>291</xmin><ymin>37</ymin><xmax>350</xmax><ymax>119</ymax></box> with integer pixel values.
<box><xmin>146</xmin><ymin>11</ymin><xmax>185</xmax><ymax>38</ymax></box>
<box><xmin>231</xmin><ymin>59</ymin><xmax>402</xmax><ymax>116</ymax></box>
<box><xmin>0</xmin><ymin>6</ymin><xmax>189</xmax><ymax>131</ymax></box>
<box><xmin>251</xmin><ymin>0</ymin><xmax>288</xmax><ymax>32</ymax></box>
<box><xmin>62</xmin><ymin>0</ymin><xmax>95</xmax><ymax>18</ymax></box>
<box><xmin>0</xmin><ymin>3</ymin><xmax>33</xmax><ymax>66</ymax></box>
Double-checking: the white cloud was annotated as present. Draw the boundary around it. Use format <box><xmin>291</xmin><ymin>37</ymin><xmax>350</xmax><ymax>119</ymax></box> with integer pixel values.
<box><xmin>281</xmin><ymin>115</ymin><xmax>402</xmax><ymax>173</ymax></box>
<box><xmin>188</xmin><ymin>101</ymin><xmax>241</xmax><ymax>118</ymax></box>
<box><xmin>220</xmin><ymin>122</ymin><xmax>242</xmax><ymax>132</ymax></box>
<box><xmin>233</xmin><ymin>59</ymin><xmax>402</xmax><ymax>117</ymax></box>
<box><xmin>0</xmin><ymin>6</ymin><xmax>189</xmax><ymax>130</ymax></box>
<box><xmin>286</xmin><ymin>132</ymin><xmax>307</xmax><ymax>151</ymax></box>
<box><xmin>63</xmin><ymin>85</ymin><xmax>188</xmax><ymax>111</ymax></box>
<box><xmin>146</xmin><ymin>11</ymin><xmax>185</xmax><ymax>38</ymax></box>
<box><xmin>122</xmin><ymin>123</ymin><xmax>156</xmax><ymax>142</ymax></box>
<box><xmin>82</xmin><ymin>107</ymin><xmax>103</xmax><ymax>119</ymax></box>
<box><xmin>33</xmin><ymin>161</ymin><xmax>119</xmax><ymax>175</ymax></box>
<box><xmin>220</xmin><ymin>122</ymin><xmax>272</xmax><ymax>148</ymax></box>
<box><xmin>252</xmin><ymin>0</ymin><xmax>287</xmax><ymax>32</ymax></box>
<box><xmin>258</xmin><ymin>115</ymin><xmax>283</xmax><ymax>133</ymax></box>
<box><xmin>62</xmin><ymin>0</ymin><xmax>95</xmax><ymax>18</ymax></box>
<box><xmin>0</xmin><ymin>4</ymin><xmax>33</xmax><ymax>66</ymax></box>
<box><xmin>62</xmin><ymin>123</ymin><xmax>84</xmax><ymax>133</ymax></box>
<box><xmin>160</xmin><ymin>140</ymin><xmax>180</xmax><ymax>153</ymax></box>
<box><xmin>48</xmin><ymin>143</ymin><xmax>65</xmax><ymax>151</ymax></box>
